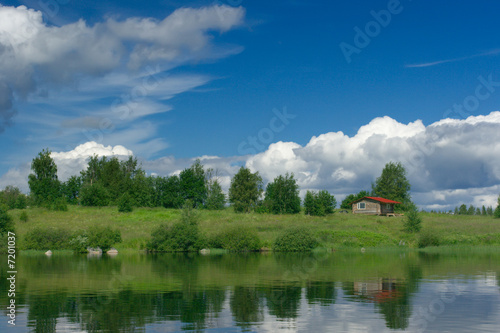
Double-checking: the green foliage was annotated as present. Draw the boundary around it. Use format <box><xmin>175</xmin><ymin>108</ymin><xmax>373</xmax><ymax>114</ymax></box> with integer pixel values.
<box><xmin>494</xmin><ymin>195</ymin><xmax>500</xmax><ymax>218</ymax></box>
<box><xmin>69</xmin><ymin>235</ymin><xmax>89</xmax><ymax>253</ymax></box>
<box><xmin>86</xmin><ymin>226</ymin><xmax>122</xmax><ymax>252</ymax></box>
<box><xmin>179</xmin><ymin>160</ymin><xmax>207</xmax><ymax>208</ymax></box>
<box><xmin>0</xmin><ymin>205</ymin><xmax>14</xmax><ymax>235</ymax></box>
<box><xmin>147</xmin><ymin>222</ymin><xmax>202</xmax><ymax>252</ymax></box>
<box><xmin>0</xmin><ymin>186</ymin><xmax>27</xmax><ymax>209</ymax></box>
<box><xmin>181</xmin><ymin>200</ymin><xmax>199</xmax><ymax>225</ymax></box>
<box><xmin>61</xmin><ymin>176</ymin><xmax>82</xmax><ymax>205</ymax></box>
<box><xmin>205</xmin><ymin>169</ymin><xmax>226</xmax><ymax>210</ymax></box>
<box><xmin>403</xmin><ymin>204</ymin><xmax>422</xmax><ymax>233</ymax></box>
<box><xmin>28</xmin><ymin>148</ymin><xmax>61</xmax><ymax>207</ymax></box>
<box><xmin>229</xmin><ymin>167</ymin><xmax>263</xmax><ymax>213</ymax></box>
<box><xmin>273</xmin><ymin>227</ymin><xmax>318</xmax><ymax>252</ymax></box>
<box><xmin>321</xmin><ymin>230</ymin><xmax>396</xmax><ymax>247</ymax></box>
<box><xmin>209</xmin><ymin>225</ymin><xmax>261</xmax><ymax>252</ymax></box>
<box><xmin>264</xmin><ymin>173</ymin><xmax>301</xmax><ymax>214</ymax></box>
<box><xmin>372</xmin><ymin>161</ymin><xmax>411</xmax><ymax>211</ymax></box>
<box><xmin>80</xmin><ymin>182</ymin><xmax>110</xmax><ymax>207</ymax></box>
<box><xmin>418</xmin><ymin>231</ymin><xmax>441</xmax><ymax>248</ymax></box>
<box><xmin>340</xmin><ymin>190</ymin><xmax>369</xmax><ymax>210</ymax></box>
<box><xmin>304</xmin><ymin>190</ymin><xmax>336</xmax><ymax>216</ymax></box>
<box><xmin>458</xmin><ymin>204</ymin><xmax>468</xmax><ymax>215</ymax></box>
<box><xmin>19</xmin><ymin>210</ymin><xmax>29</xmax><ymax>223</ymax></box>
<box><xmin>118</xmin><ymin>192</ymin><xmax>134</xmax><ymax>213</ymax></box>
<box><xmin>24</xmin><ymin>227</ymin><xmax>71</xmax><ymax>250</ymax></box>
<box><xmin>51</xmin><ymin>197</ymin><xmax>68</xmax><ymax>211</ymax></box>
<box><xmin>161</xmin><ymin>175</ymin><xmax>183</xmax><ymax>208</ymax></box>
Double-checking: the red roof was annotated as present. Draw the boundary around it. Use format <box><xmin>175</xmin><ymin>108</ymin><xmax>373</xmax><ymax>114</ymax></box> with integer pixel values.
<box><xmin>351</xmin><ymin>196</ymin><xmax>401</xmax><ymax>205</ymax></box>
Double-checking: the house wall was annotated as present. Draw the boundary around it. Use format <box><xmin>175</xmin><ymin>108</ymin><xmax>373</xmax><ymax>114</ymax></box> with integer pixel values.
<box><xmin>352</xmin><ymin>200</ymin><xmax>381</xmax><ymax>215</ymax></box>
<box><xmin>380</xmin><ymin>204</ymin><xmax>395</xmax><ymax>215</ymax></box>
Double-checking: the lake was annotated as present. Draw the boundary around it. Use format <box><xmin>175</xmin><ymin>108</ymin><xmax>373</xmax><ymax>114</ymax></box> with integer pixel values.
<box><xmin>1</xmin><ymin>249</ymin><xmax>500</xmax><ymax>332</ymax></box>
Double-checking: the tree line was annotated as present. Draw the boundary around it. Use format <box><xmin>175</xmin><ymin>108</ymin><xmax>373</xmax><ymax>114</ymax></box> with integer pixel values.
<box><xmin>2</xmin><ymin>150</ymin><xmax>500</xmax><ymax>218</ymax></box>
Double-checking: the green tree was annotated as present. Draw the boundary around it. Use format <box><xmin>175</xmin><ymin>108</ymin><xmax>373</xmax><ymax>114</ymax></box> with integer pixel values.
<box><xmin>494</xmin><ymin>195</ymin><xmax>500</xmax><ymax>218</ymax></box>
<box><xmin>340</xmin><ymin>190</ymin><xmax>369</xmax><ymax>210</ymax></box>
<box><xmin>162</xmin><ymin>175</ymin><xmax>183</xmax><ymax>208</ymax></box>
<box><xmin>403</xmin><ymin>204</ymin><xmax>422</xmax><ymax>233</ymax></box>
<box><xmin>0</xmin><ymin>205</ymin><xmax>14</xmax><ymax>235</ymax></box>
<box><xmin>304</xmin><ymin>190</ymin><xmax>336</xmax><ymax>216</ymax></box>
<box><xmin>482</xmin><ymin>205</ymin><xmax>487</xmax><ymax>216</ymax></box>
<box><xmin>487</xmin><ymin>206</ymin><xmax>494</xmax><ymax>216</ymax></box>
<box><xmin>80</xmin><ymin>183</ymin><xmax>109</xmax><ymax>207</ymax></box>
<box><xmin>205</xmin><ymin>169</ymin><xmax>226</xmax><ymax>210</ymax></box>
<box><xmin>118</xmin><ymin>192</ymin><xmax>134</xmax><ymax>213</ymax></box>
<box><xmin>229</xmin><ymin>167</ymin><xmax>263</xmax><ymax>213</ymax></box>
<box><xmin>179</xmin><ymin>160</ymin><xmax>207</xmax><ymax>207</ymax></box>
<box><xmin>28</xmin><ymin>149</ymin><xmax>61</xmax><ymax>207</ymax></box>
<box><xmin>0</xmin><ymin>186</ymin><xmax>27</xmax><ymax>209</ymax></box>
<box><xmin>61</xmin><ymin>176</ymin><xmax>82</xmax><ymax>205</ymax></box>
<box><xmin>467</xmin><ymin>205</ymin><xmax>475</xmax><ymax>215</ymax></box>
<box><xmin>475</xmin><ymin>207</ymin><xmax>481</xmax><ymax>216</ymax></box>
<box><xmin>372</xmin><ymin>162</ymin><xmax>411</xmax><ymax>211</ymax></box>
<box><xmin>264</xmin><ymin>173</ymin><xmax>301</xmax><ymax>214</ymax></box>
<box><xmin>458</xmin><ymin>204</ymin><xmax>467</xmax><ymax>215</ymax></box>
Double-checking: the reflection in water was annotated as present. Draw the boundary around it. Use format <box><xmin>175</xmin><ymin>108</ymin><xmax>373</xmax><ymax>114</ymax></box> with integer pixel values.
<box><xmin>1</xmin><ymin>250</ymin><xmax>499</xmax><ymax>332</ymax></box>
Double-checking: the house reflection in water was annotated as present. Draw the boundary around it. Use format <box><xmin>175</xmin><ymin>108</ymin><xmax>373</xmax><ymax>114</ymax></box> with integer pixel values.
<box><xmin>353</xmin><ymin>279</ymin><xmax>402</xmax><ymax>303</ymax></box>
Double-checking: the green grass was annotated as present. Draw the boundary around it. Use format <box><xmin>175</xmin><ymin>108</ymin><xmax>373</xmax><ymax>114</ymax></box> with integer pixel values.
<box><xmin>6</xmin><ymin>206</ymin><xmax>500</xmax><ymax>251</ymax></box>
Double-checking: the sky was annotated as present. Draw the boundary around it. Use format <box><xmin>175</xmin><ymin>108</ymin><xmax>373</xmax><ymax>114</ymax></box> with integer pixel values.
<box><xmin>0</xmin><ymin>0</ymin><xmax>500</xmax><ymax>210</ymax></box>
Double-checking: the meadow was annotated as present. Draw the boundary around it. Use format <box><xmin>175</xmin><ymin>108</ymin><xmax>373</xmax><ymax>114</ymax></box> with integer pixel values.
<box><xmin>6</xmin><ymin>206</ymin><xmax>500</xmax><ymax>251</ymax></box>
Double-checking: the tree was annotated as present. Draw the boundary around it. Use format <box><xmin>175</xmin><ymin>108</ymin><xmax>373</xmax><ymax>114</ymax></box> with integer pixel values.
<box><xmin>475</xmin><ymin>207</ymin><xmax>481</xmax><ymax>216</ymax></box>
<box><xmin>494</xmin><ymin>195</ymin><xmax>500</xmax><ymax>218</ymax></box>
<box><xmin>458</xmin><ymin>204</ymin><xmax>467</xmax><ymax>215</ymax></box>
<box><xmin>0</xmin><ymin>186</ymin><xmax>27</xmax><ymax>209</ymax></box>
<box><xmin>229</xmin><ymin>167</ymin><xmax>263</xmax><ymax>213</ymax></box>
<box><xmin>179</xmin><ymin>160</ymin><xmax>207</xmax><ymax>207</ymax></box>
<box><xmin>162</xmin><ymin>175</ymin><xmax>183</xmax><ymax>208</ymax></box>
<box><xmin>0</xmin><ymin>205</ymin><xmax>14</xmax><ymax>235</ymax></box>
<box><xmin>61</xmin><ymin>176</ymin><xmax>82</xmax><ymax>205</ymax></box>
<box><xmin>80</xmin><ymin>183</ymin><xmax>109</xmax><ymax>207</ymax></box>
<box><xmin>403</xmin><ymin>204</ymin><xmax>422</xmax><ymax>233</ymax></box>
<box><xmin>482</xmin><ymin>205</ymin><xmax>487</xmax><ymax>216</ymax></box>
<box><xmin>264</xmin><ymin>173</ymin><xmax>301</xmax><ymax>214</ymax></box>
<box><xmin>487</xmin><ymin>206</ymin><xmax>493</xmax><ymax>216</ymax></box>
<box><xmin>205</xmin><ymin>169</ymin><xmax>226</xmax><ymax>210</ymax></box>
<box><xmin>340</xmin><ymin>190</ymin><xmax>369</xmax><ymax>210</ymax></box>
<box><xmin>304</xmin><ymin>190</ymin><xmax>336</xmax><ymax>216</ymax></box>
<box><xmin>467</xmin><ymin>205</ymin><xmax>475</xmax><ymax>215</ymax></box>
<box><xmin>372</xmin><ymin>162</ymin><xmax>411</xmax><ymax>211</ymax></box>
<box><xmin>28</xmin><ymin>149</ymin><xmax>61</xmax><ymax>207</ymax></box>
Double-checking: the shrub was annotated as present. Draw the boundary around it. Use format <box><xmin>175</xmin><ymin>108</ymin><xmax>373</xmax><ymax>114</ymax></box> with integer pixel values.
<box><xmin>403</xmin><ymin>204</ymin><xmax>422</xmax><ymax>233</ymax></box>
<box><xmin>0</xmin><ymin>205</ymin><xmax>14</xmax><ymax>235</ymax></box>
<box><xmin>24</xmin><ymin>227</ymin><xmax>71</xmax><ymax>250</ymax></box>
<box><xmin>118</xmin><ymin>193</ymin><xmax>134</xmax><ymax>213</ymax></box>
<box><xmin>19</xmin><ymin>211</ymin><xmax>29</xmax><ymax>223</ymax></box>
<box><xmin>51</xmin><ymin>197</ymin><xmax>68</xmax><ymax>211</ymax></box>
<box><xmin>211</xmin><ymin>225</ymin><xmax>261</xmax><ymax>252</ymax></box>
<box><xmin>273</xmin><ymin>227</ymin><xmax>318</xmax><ymax>252</ymax></box>
<box><xmin>147</xmin><ymin>221</ymin><xmax>202</xmax><ymax>252</ymax></box>
<box><xmin>418</xmin><ymin>231</ymin><xmax>441</xmax><ymax>248</ymax></box>
<box><xmin>69</xmin><ymin>235</ymin><xmax>89</xmax><ymax>253</ymax></box>
<box><xmin>86</xmin><ymin>226</ymin><xmax>122</xmax><ymax>252</ymax></box>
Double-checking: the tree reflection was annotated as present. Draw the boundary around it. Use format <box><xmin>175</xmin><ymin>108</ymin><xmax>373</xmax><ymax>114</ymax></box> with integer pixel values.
<box><xmin>305</xmin><ymin>281</ymin><xmax>336</xmax><ymax>306</ymax></box>
<box><xmin>262</xmin><ymin>284</ymin><xmax>302</xmax><ymax>319</ymax></box>
<box><xmin>230</xmin><ymin>286</ymin><xmax>264</xmax><ymax>329</ymax></box>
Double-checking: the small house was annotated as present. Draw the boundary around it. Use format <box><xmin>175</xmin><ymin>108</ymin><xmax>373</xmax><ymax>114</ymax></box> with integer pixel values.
<box><xmin>351</xmin><ymin>196</ymin><xmax>401</xmax><ymax>215</ymax></box>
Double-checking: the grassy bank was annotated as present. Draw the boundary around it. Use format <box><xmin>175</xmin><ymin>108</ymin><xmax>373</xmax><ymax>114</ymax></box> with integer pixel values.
<box><xmin>5</xmin><ymin>206</ymin><xmax>500</xmax><ymax>251</ymax></box>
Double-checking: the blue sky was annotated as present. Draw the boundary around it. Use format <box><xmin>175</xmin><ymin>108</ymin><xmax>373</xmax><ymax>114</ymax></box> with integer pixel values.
<box><xmin>1</xmin><ymin>0</ymin><xmax>500</xmax><ymax>209</ymax></box>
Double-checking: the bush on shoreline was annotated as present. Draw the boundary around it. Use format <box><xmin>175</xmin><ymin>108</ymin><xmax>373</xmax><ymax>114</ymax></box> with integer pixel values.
<box><xmin>208</xmin><ymin>225</ymin><xmax>261</xmax><ymax>252</ymax></box>
<box><xmin>273</xmin><ymin>227</ymin><xmax>318</xmax><ymax>252</ymax></box>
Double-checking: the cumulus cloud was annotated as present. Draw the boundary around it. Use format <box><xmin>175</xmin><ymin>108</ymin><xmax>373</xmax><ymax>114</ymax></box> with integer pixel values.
<box><xmin>2</xmin><ymin>112</ymin><xmax>500</xmax><ymax>210</ymax></box>
<box><xmin>0</xmin><ymin>4</ymin><xmax>245</xmax><ymax>131</ymax></box>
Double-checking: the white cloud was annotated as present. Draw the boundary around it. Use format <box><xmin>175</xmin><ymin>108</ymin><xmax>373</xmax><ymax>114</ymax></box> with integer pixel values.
<box><xmin>0</xmin><ymin>4</ymin><xmax>245</xmax><ymax>131</ymax></box>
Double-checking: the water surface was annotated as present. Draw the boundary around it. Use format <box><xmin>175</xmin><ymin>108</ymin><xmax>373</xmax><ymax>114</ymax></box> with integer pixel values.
<box><xmin>1</xmin><ymin>250</ymin><xmax>499</xmax><ymax>332</ymax></box>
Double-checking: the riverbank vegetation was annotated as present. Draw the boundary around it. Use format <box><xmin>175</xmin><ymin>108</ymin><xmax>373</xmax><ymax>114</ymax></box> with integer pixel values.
<box><xmin>2</xmin><ymin>205</ymin><xmax>499</xmax><ymax>253</ymax></box>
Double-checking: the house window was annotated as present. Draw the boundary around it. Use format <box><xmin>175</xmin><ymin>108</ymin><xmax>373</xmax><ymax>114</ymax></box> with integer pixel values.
<box><xmin>386</xmin><ymin>204</ymin><xmax>391</xmax><ymax>209</ymax></box>
<box><xmin>358</xmin><ymin>202</ymin><xmax>366</xmax><ymax>209</ymax></box>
